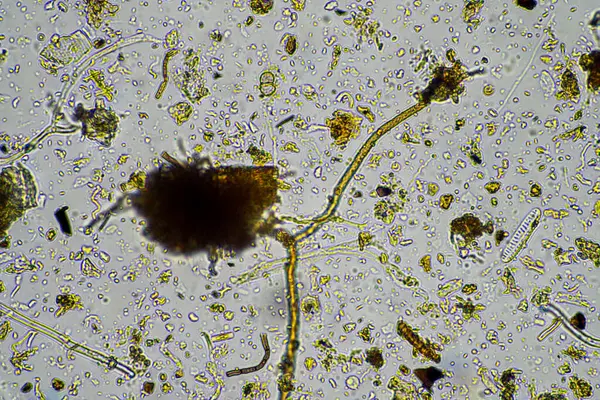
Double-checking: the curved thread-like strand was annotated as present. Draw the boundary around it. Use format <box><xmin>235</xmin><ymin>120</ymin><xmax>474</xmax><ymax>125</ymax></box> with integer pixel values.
<box><xmin>539</xmin><ymin>303</ymin><xmax>600</xmax><ymax>348</ymax></box>
<box><xmin>0</xmin><ymin>32</ymin><xmax>163</xmax><ymax>166</ymax></box>
<box><xmin>225</xmin><ymin>333</ymin><xmax>270</xmax><ymax>377</ymax></box>
<box><xmin>0</xmin><ymin>302</ymin><xmax>135</xmax><ymax>378</ymax></box>
<box><xmin>293</xmin><ymin>102</ymin><xmax>427</xmax><ymax>243</ymax></box>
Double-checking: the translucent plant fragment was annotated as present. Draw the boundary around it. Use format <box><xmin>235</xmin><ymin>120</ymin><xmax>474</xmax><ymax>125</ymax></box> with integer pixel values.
<box><xmin>0</xmin><ymin>164</ymin><xmax>38</xmax><ymax>243</ymax></box>
<box><xmin>73</xmin><ymin>100</ymin><xmax>120</xmax><ymax>147</ymax></box>
<box><xmin>175</xmin><ymin>48</ymin><xmax>211</xmax><ymax>104</ymax></box>
<box><xmin>38</xmin><ymin>30</ymin><xmax>93</xmax><ymax>75</ymax></box>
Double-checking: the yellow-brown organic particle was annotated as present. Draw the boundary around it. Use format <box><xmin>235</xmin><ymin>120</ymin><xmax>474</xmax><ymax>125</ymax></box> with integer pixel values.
<box><xmin>249</xmin><ymin>0</ymin><xmax>273</xmax><ymax>15</ymax></box>
<box><xmin>364</xmin><ymin>347</ymin><xmax>384</xmax><ymax>369</ymax></box>
<box><xmin>450</xmin><ymin>213</ymin><xmax>493</xmax><ymax>244</ymax></box>
<box><xmin>530</xmin><ymin>182</ymin><xmax>542</xmax><ymax>197</ymax></box>
<box><xmin>556</xmin><ymin>68</ymin><xmax>580</xmax><ymax>101</ymax></box>
<box><xmin>439</xmin><ymin>194</ymin><xmax>454</xmax><ymax>210</ymax></box>
<box><xmin>484</xmin><ymin>181</ymin><xmax>501</xmax><ymax>193</ymax></box>
<box><xmin>326</xmin><ymin>109</ymin><xmax>362</xmax><ymax>147</ymax></box>
<box><xmin>0</xmin><ymin>164</ymin><xmax>38</xmax><ymax>241</ymax></box>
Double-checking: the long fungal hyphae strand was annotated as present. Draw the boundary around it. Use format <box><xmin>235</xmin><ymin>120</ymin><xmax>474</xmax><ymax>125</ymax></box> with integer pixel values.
<box><xmin>501</xmin><ymin>207</ymin><xmax>541</xmax><ymax>263</ymax></box>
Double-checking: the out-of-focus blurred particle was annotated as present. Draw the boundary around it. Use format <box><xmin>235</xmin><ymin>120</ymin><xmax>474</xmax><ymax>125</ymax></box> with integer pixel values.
<box><xmin>439</xmin><ymin>194</ymin><xmax>454</xmax><ymax>210</ymax></box>
<box><xmin>304</xmin><ymin>357</ymin><xmax>317</xmax><ymax>371</ymax></box>
<box><xmin>579</xmin><ymin>50</ymin><xmax>600</xmax><ymax>93</ymax></box>
<box><xmin>168</xmin><ymin>101</ymin><xmax>194</xmax><ymax>126</ymax></box>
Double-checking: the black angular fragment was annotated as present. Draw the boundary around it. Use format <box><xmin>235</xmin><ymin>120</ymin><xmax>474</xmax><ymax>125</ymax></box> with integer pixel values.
<box><xmin>570</xmin><ymin>312</ymin><xmax>586</xmax><ymax>330</ymax></box>
<box><xmin>54</xmin><ymin>206</ymin><xmax>72</xmax><ymax>236</ymax></box>
<box><xmin>516</xmin><ymin>0</ymin><xmax>537</xmax><ymax>11</ymax></box>
<box><xmin>414</xmin><ymin>366</ymin><xmax>444</xmax><ymax>391</ymax></box>
<box><xmin>376</xmin><ymin>186</ymin><xmax>392</xmax><ymax>197</ymax></box>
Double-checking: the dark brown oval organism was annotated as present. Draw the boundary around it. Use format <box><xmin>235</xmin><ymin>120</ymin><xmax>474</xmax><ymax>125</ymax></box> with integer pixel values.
<box><xmin>570</xmin><ymin>312</ymin><xmax>586</xmax><ymax>330</ymax></box>
<box><xmin>515</xmin><ymin>0</ymin><xmax>537</xmax><ymax>11</ymax></box>
<box><xmin>414</xmin><ymin>366</ymin><xmax>444</xmax><ymax>391</ymax></box>
<box><xmin>128</xmin><ymin>154</ymin><xmax>280</xmax><ymax>255</ymax></box>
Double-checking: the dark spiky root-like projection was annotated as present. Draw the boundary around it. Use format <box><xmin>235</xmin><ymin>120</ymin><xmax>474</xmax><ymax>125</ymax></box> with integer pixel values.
<box><xmin>130</xmin><ymin>156</ymin><xmax>280</xmax><ymax>256</ymax></box>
